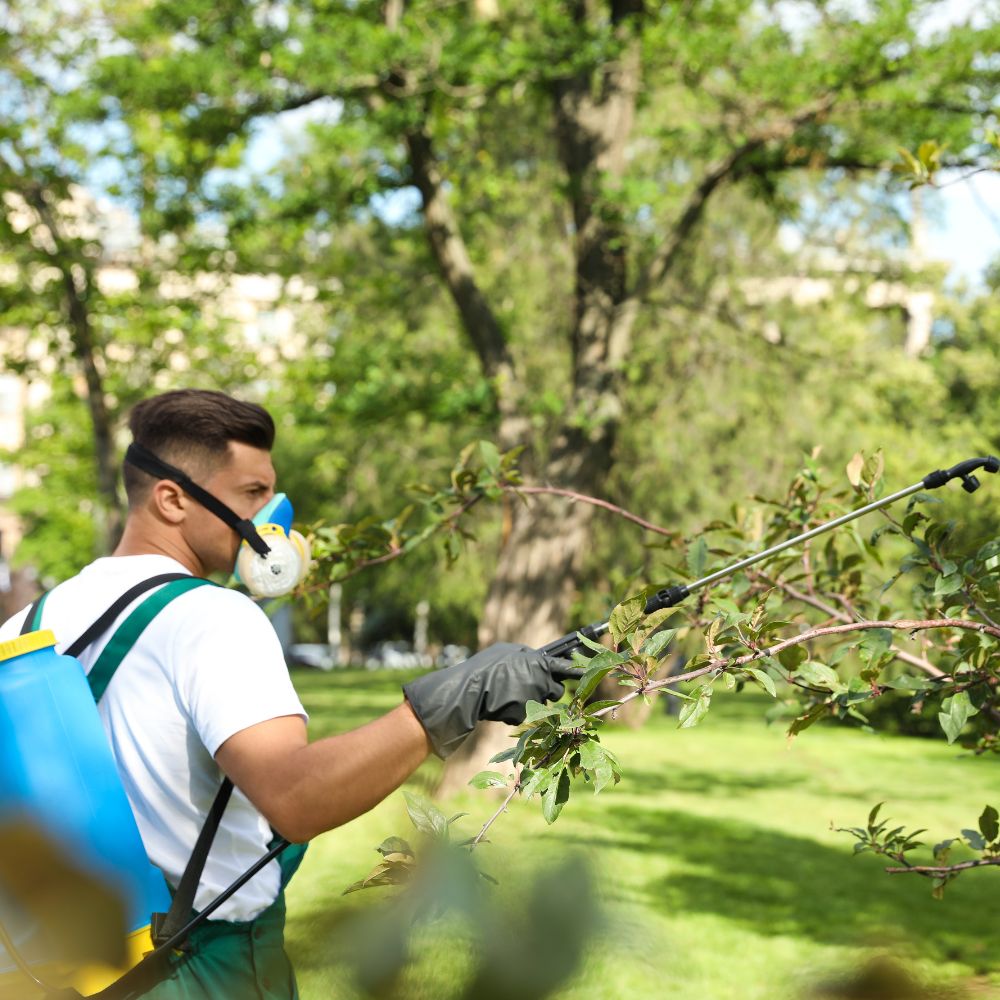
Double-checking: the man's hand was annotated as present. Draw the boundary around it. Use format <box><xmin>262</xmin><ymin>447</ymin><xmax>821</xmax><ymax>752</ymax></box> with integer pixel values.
<box><xmin>403</xmin><ymin>643</ymin><xmax>577</xmax><ymax>759</ymax></box>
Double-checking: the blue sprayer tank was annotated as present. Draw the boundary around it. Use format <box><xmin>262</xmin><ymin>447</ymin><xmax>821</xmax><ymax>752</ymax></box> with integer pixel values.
<box><xmin>0</xmin><ymin>629</ymin><xmax>171</xmax><ymax>993</ymax></box>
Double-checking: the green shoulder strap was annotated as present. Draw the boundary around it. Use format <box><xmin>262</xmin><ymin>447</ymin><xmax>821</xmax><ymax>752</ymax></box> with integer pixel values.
<box><xmin>88</xmin><ymin>577</ymin><xmax>216</xmax><ymax>703</ymax></box>
<box><xmin>18</xmin><ymin>591</ymin><xmax>49</xmax><ymax>635</ymax></box>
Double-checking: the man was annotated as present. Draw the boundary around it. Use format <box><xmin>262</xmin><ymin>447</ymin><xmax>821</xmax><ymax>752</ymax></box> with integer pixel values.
<box><xmin>0</xmin><ymin>389</ymin><xmax>570</xmax><ymax>999</ymax></box>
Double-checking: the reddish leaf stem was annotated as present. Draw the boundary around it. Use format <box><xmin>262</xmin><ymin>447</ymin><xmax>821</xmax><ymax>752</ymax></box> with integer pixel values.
<box><xmin>590</xmin><ymin>618</ymin><xmax>998</xmax><ymax>719</ymax></box>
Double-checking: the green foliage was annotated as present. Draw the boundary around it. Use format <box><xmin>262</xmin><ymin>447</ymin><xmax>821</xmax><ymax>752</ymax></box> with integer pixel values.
<box><xmin>339</xmin><ymin>448</ymin><xmax>1000</xmax><ymax>905</ymax></box>
<box><xmin>304</xmin><ymin>441</ymin><xmax>522</xmax><ymax>589</ymax></box>
<box><xmin>838</xmin><ymin>801</ymin><xmax>1000</xmax><ymax>900</ymax></box>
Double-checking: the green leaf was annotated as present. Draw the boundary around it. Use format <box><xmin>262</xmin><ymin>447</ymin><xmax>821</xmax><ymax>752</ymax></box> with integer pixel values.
<box><xmin>577</xmin><ymin>739</ymin><xmax>607</xmax><ymax>772</ymax></box>
<box><xmin>678</xmin><ymin>686</ymin><xmax>712</xmax><ymax>729</ymax></box>
<box><xmin>404</xmin><ymin>792</ymin><xmax>449</xmax><ymax>838</ymax></box>
<box><xmin>745</xmin><ymin>667</ymin><xmax>776</xmax><ymax>697</ymax></box>
<box><xmin>593</xmin><ymin>761</ymin><xmax>616</xmax><ymax>794</ymax></box>
<box><xmin>478</xmin><ymin>440</ymin><xmax>501</xmax><ymax>472</ymax></box>
<box><xmin>711</xmin><ymin>597</ymin><xmax>742</xmax><ymax>618</ymax></box>
<box><xmin>574</xmin><ymin>663</ymin><xmax>618</xmax><ymax>703</ymax></box>
<box><xmin>468</xmin><ymin>770</ymin><xmax>510</xmax><ymax>790</ymax></box>
<box><xmin>687</xmin><ymin>536</ymin><xmax>709</xmax><ymax>579</ymax></box>
<box><xmin>520</xmin><ymin>768</ymin><xmax>547</xmax><ymax>800</ymax></box>
<box><xmin>581</xmin><ymin>648</ymin><xmax>631</xmax><ymax>672</ymax></box>
<box><xmin>609</xmin><ymin>593</ymin><xmax>647</xmax><ymax>645</ymax></box>
<box><xmin>939</xmin><ymin>691</ymin><xmax>977</xmax><ymax>745</ymax></box>
<box><xmin>858</xmin><ymin>629</ymin><xmax>894</xmax><ymax>658</ymax></box>
<box><xmin>639</xmin><ymin>628</ymin><xmax>677</xmax><ymax>659</ymax></box>
<box><xmin>881</xmin><ymin>674</ymin><xmax>931</xmax><ymax>692</ymax></box>
<box><xmin>778</xmin><ymin>644</ymin><xmax>807</xmax><ymax>671</ymax></box>
<box><xmin>377</xmin><ymin>837</ymin><xmax>413</xmax><ymax>858</ymax></box>
<box><xmin>962</xmin><ymin>829</ymin><xmax>986</xmax><ymax>851</ymax></box>
<box><xmin>797</xmin><ymin>661</ymin><xmax>842</xmax><ymax>691</ymax></box>
<box><xmin>575</xmin><ymin>631</ymin><xmax>608</xmax><ymax>655</ymax></box>
<box><xmin>981</xmin><ymin>806</ymin><xmax>999</xmax><ymax>844</ymax></box>
<box><xmin>522</xmin><ymin>700</ymin><xmax>561</xmax><ymax>724</ymax></box>
<box><xmin>541</xmin><ymin>768</ymin><xmax>571</xmax><ymax>824</ymax></box>
<box><xmin>584</xmin><ymin>699</ymin><xmax>623</xmax><ymax>715</ymax></box>
<box><xmin>637</xmin><ymin>607</ymin><xmax>678</xmax><ymax>635</ymax></box>
<box><xmin>933</xmin><ymin>572</ymin><xmax>965</xmax><ymax>597</ymax></box>
<box><xmin>788</xmin><ymin>702</ymin><xmax>829</xmax><ymax>736</ymax></box>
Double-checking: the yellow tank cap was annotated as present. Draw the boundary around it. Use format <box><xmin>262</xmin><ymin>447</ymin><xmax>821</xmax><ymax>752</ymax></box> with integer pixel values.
<box><xmin>0</xmin><ymin>629</ymin><xmax>57</xmax><ymax>663</ymax></box>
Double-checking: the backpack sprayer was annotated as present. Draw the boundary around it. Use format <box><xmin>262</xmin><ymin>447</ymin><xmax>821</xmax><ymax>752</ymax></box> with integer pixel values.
<box><xmin>1</xmin><ymin>455</ymin><xmax>997</xmax><ymax>999</ymax></box>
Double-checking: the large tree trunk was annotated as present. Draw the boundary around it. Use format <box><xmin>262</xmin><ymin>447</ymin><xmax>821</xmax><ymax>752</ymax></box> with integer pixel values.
<box><xmin>436</xmin><ymin>6</ymin><xmax>643</xmax><ymax>795</ymax></box>
<box><xmin>434</xmin><ymin>426</ymin><xmax>613</xmax><ymax>796</ymax></box>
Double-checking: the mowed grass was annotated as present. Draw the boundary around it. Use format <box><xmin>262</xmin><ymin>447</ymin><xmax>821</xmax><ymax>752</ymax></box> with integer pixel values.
<box><xmin>284</xmin><ymin>668</ymin><xmax>1000</xmax><ymax>999</ymax></box>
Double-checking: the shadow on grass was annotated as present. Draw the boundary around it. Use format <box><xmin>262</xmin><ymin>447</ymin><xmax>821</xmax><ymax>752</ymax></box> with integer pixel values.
<box><xmin>559</xmin><ymin>803</ymin><xmax>1000</xmax><ymax>973</ymax></box>
<box><xmin>617</xmin><ymin>763</ymin><xmax>809</xmax><ymax>797</ymax></box>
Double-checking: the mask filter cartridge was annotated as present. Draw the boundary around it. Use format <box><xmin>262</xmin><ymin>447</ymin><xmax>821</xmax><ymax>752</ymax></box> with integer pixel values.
<box><xmin>234</xmin><ymin>494</ymin><xmax>311</xmax><ymax>598</ymax></box>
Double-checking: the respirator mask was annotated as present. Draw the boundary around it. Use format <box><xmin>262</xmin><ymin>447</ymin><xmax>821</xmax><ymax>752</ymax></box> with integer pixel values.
<box><xmin>232</xmin><ymin>493</ymin><xmax>311</xmax><ymax>598</ymax></box>
<box><xmin>124</xmin><ymin>443</ymin><xmax>311</xmax><ymax>599</ymax></box>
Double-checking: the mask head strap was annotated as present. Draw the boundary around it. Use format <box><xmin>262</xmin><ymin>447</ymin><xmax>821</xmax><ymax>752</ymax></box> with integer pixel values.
<box><xmin>125</xmin><ymin>443</ymin><xmax>271</xmax><ymax>557</ymax></box>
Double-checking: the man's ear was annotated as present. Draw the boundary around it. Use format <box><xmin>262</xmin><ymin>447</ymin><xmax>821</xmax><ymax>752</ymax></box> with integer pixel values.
<box><xmin>150</xmin><ymin>480</ymin><xmax>188</xmax><ymax>525</ymax></box>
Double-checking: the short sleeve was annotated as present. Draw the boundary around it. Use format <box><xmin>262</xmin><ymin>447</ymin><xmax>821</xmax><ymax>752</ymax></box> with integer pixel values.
<box><xmin>168</xmin><ymin>588</ymin><xmax>308</xmax><ymax>757</ymax></box>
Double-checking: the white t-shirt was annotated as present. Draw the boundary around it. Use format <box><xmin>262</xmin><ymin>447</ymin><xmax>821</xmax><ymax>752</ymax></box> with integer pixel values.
<box><xmin>0</xmin><ymin>554</ymin><xmax>307</xmax><ymax>921</ymax></box>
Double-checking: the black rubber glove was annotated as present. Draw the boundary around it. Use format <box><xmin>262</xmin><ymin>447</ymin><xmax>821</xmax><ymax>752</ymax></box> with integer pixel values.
<box><xmin>403</xmin><ymin>642</ymin><xmax>578</xmax><ymax>759</ymax></box>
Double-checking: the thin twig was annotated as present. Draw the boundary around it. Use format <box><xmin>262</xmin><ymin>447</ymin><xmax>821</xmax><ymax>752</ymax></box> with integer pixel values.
<box><xmin>885</xmin><ymin>857</ymin><xmax>1000</xmax><ymax>875</ymax></box>
<box><xmin>472</xmin><ymin>781</ymin><xmax>521</xmax><ymax>847</ymax></box>
<box><xmin>303</xmin><ymin>493</ymin><xmax>486</xmax><ymax>592</ymax></box>
<box><xmin>753</xmin><ymin>572</ymin><xmax>945</xmax><ymax>678</ymax></box>
<box><xmin>506</xmin><ymin>485</ymin><xmax>675</xmax><ymax>537</ymax></box>
<box><xmin>589</xmin><ymin>618</ymin><xmax>998</xmax><ymax>719</ymax></box>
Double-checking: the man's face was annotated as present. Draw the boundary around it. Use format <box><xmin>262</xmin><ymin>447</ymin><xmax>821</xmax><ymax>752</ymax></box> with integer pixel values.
<box><xmin>183</xmin><ymin>441</ymin><xmax>276</xmax><ymax>575</ymax></box>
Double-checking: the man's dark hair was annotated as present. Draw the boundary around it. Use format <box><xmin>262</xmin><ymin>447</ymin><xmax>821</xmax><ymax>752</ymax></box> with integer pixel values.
<box><xmin>123</xmin><ymin>389</ymin><xmax>275</xmax><ymax>505</ymax></box>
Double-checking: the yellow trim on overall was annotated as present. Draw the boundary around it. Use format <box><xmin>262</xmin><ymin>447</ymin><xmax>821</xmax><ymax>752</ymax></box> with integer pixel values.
<box><xmin>74</xmin><ymin>922</ymin><xmax>157</xmax><ymax>996</ymax></box>
<box><xmin>0</xmin><ymin>630</ymin><xmax>56</xmax><ymax>663</ymax></box>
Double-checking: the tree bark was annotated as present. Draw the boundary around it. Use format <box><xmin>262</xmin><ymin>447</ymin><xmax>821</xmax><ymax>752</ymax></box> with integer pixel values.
<box><xmin>22</xmin><ymin>182</ymin><xmax>123</xmax><ymax>551</ymax></box>
<box><xmin>436</xmin><ymin>3</ymin><xmax>645</xmax><ymax>795</ymax></box>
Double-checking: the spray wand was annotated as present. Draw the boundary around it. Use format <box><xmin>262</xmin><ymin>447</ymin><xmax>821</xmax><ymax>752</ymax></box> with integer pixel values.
<box><xmin>542</xmin><ymin>456</ymin><xmax>1000</xmax><ymax>663</ymax></box>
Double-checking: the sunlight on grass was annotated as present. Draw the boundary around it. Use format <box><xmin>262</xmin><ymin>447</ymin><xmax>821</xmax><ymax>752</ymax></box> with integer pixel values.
<box><xmin>285</xmin><ymin>669</ymin><xmax>1000</xmax><ymax>999</ymax></box>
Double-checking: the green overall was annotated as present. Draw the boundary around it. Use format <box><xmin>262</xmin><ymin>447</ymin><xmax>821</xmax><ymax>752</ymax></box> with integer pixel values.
<box><xmin>33</xmin><ymin>580</ymin><xmax>308</xmax><ymax>1000</ymax></box>
<box><xmin>138</xmin><ymin>841</ymin><xmax>306</xmax><ymax>1000</ymax></box>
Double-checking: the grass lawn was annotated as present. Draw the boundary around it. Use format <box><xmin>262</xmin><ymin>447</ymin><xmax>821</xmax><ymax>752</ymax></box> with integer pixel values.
<box><xmin>284</xmin><ymin>667</ymin><xmax>1000</xmax><ymax>999</ymax></box>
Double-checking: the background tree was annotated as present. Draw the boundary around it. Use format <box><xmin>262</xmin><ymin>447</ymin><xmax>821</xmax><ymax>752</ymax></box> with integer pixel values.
<box><xmin>0</xmin><ymin>0</ymin><xmax>269</xmax><ymax>566</ymax></box>
<box><xmin>87</xmin><ymin>0</ymin><xmax>1000</xmax><ymax>782</ymax></box>
<box><xmin>3</xmin><ymin>0</ymin><xmax>999</xmax><ymax>777</ymax></box>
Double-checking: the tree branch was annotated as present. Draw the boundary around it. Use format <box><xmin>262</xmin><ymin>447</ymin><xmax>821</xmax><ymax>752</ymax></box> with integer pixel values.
<box><xmin>403</xmin><ymin>127</ymin><xmax>515</xmax><ymax>386</ymax></box>
<box><xmin>885</xmin><ymin>857</ymin><xmax>1000</xmax><ymax>876</ymax></box>
<box><xmin>752</xmin><ymin>571</ymin><xmax>945</xmax><ymax>678</ymax></box>
<box><xmin>590</xmin><ymin>618</ymin><xmax>997</xmax><ymax>719</ymax></box>
<box><xmin>4</xmin><ymin>151</ymin><xmax>123</xmax><ymax>546</ymax></box>
<box><xmin>629</xmin><ymin>93</ymin><xmax>839</xmax><ymax>303</ymax></box>
<box><xmin>509</xmin><ymin>485</ymin><xmax>675</xmax><ymax>537</ymax></box>
<box><xmin>472</xmin><ymin>780</ymin><xmax>521</xmax><ymax>847</ymax></box>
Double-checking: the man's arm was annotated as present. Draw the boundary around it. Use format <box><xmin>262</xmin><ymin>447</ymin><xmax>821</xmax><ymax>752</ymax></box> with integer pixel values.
<box><xmin>216</xmin><ymin>643</ymin><xmax>574</xmax><ymax>844</ymax></box>
<box><xmin>215</xmin><ymin>701</ymin><xmax>431</xmax><ymax>844</ymax></box>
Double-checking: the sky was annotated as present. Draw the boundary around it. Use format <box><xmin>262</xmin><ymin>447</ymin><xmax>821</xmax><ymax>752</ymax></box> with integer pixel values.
<box><xmin>927</xmin><ymin>172</ymin><xmax>1000</xmax><ymax>286</ymax></box>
